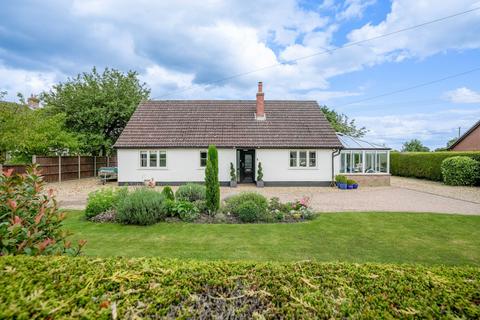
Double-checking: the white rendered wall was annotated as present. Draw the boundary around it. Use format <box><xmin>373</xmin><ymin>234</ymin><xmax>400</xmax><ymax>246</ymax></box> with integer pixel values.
<box><xmin>118</xmin><ymin>148</ymin><xmax>236</xmax><ymax>183</ymax></box>
<box><xmin>255</xmin><ymin>149</ymin><xmax>333</xmax><ymax>182</ymax></box>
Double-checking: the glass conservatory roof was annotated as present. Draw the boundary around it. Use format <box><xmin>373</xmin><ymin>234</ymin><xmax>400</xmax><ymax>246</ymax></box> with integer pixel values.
<box><xmin>336</xmin><ymin>133</ymin><xmax>390</xmax><ymax>150</ymax></box>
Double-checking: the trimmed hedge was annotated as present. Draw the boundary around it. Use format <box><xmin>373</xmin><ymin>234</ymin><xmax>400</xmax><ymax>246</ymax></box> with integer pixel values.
<box><xmin>390</xmin><ymin>151</ymin><xmax>480</xmax><ymax>181</ymax></box>
<box><xmin>1</xmin><ymin>257</ymin><xmax>479</xmax><ymax>319</ymax></box>
<box><xmin>442</xmin><ymin>156</ymin><xmax>480</xmax><ymax>186</ymax></box>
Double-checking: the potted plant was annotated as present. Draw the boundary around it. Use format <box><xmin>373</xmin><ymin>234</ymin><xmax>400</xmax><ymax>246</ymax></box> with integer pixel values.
<box><xmin>352</xmin><ymin>180</ymin><xmax>359</xmax><ymax>189</ymax></box>
<box><xmin>347</xmin><ymin>179</ymin><xmax>355</xmax><ymax>189</ymax></box>
<box><xmin>335</xmin><ymin>175</ymin><xmax>347</xmax><ymax>190</ymax></box>
<box><xmin>256</xmin><ymin>162</ymin><xmax>264</xmax><ymax>188</ymax></box>
<box><xmin>229</xmin><ymin>162</ymin><xmax>237</xmax><ymax>187</ymax></box>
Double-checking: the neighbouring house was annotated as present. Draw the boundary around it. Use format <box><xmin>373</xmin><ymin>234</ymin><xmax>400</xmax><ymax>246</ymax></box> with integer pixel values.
<box><xmin>448</xmin><ymin>120</ymin><xmax>480</xmax><ymax>151</ymax></box>
<box><xmin>114</xmin><ymin>82</ymin><xmax>390</xmax><ymax>186</ymax></box>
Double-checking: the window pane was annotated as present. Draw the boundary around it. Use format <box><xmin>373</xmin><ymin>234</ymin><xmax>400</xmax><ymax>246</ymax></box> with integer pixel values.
<box><xmin>149</xmin><ymin>151</ymin><xmax>157</xmax><ymax>167</ymax></box>
<box><xmin>140</xmin><ymin>152</ymin><xmax>147</xmax><ymax>167</ymax></box>
<box><xmin>377</xmin><ymin>152</ymin><xmax>387</xmax><ymax>173</ymax></box>
<box><xmin>346</xmin><ymin>151</ymin><xmax>352</xmax><ymax>173</ymax></box>
<box><xmin>353</xmin><ymin>151</ymin><xmax>363</xmax><ymax>173</ymax></box>
<box><xmin>159</xmin><ymin>151</ymin><xmax>167</xmax><ymax>167</ymax></box>
<box><xmin>289</xmin><ymin>151</ymin><xmax>297</xmax><ymax>167</ymax></box>
<box><xmin>200</xmin><ymin>151</ymin><xmax>207</xmax><ymax>167</ymax></box>
<box><xmin>365</xmin><ymin>152</ymin><xmax>375</xmax><ymax>173</ymax></box>
<box><xmin>309</xmin><ymin>151</ymin><xmax>316</xmax><ymax>167</ymax></box>
<box><xmin>340</xmin><ymin>153</ymin><xmax>347</xmax><ymax>173</ymax></box>
<box><xmin>299</xmin><ymin>151</ymin><xmax>307</xmax><ymax>167</ymax></box>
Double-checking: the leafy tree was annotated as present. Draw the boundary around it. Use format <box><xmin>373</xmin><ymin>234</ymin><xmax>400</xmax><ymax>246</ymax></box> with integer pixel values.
<box><xmin>447</xmin><ymin>138</ymin><xmax>458</xmax><ymax>148</ymax></box>
<box><xmin>205</xmin><ymin>145</ymin><xmax>220</xmax><ymax>214</ymax></box>
<box><xmin>401</xmin><ymin>139</ymin><xmax>430</xmax><ymax>152</ymax></box>
<box><xmin>320</xmin><ymin>105</ymin><xmax>367</xmax><ymax>137</ymax></box>
<box><xmin>41</xmin><ymin>67</ymin><xmax>150</xmax><ymax>155</ymax></box>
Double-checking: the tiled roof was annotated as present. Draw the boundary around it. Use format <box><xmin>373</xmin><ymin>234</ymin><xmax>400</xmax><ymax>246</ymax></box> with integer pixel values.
<box><xmin>114</xmin><ymin>100</ymin><xmax>342</xmax><ymax>149</ymax></box>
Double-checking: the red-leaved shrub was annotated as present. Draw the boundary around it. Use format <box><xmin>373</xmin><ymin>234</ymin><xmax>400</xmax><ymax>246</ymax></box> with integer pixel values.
<box><xmin>0</xmin><ymin>165</ymin><xmax>85</xmax><ymax>256</ymax></box>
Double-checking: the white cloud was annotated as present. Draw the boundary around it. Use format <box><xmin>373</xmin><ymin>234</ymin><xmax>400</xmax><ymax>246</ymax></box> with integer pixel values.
<box><xmin>444</xmin><ymin>87</ymin><xmax>480</xmax><ymax>103</ymax></box>
<box><xmin>337</xmin><ymin>0</ymin><xmax>377</xmax><ymax>20</ymax></box>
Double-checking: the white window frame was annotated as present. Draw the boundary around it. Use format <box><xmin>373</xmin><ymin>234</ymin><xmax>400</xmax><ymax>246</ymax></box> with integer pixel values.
<box><xmin>289</xmin><ymin>150</ymin><xmax>317</xmax><ymax>169</ymax></box>
<box><xmin>339</xmin><ymin>150</ymin><xmax>390</xmax><ymax>174</ymax></box>
<box><xmin>199</xmin><ymin>150</ymin><xmax>208</xmax><ymax>168</ymax></box>
<box><xmin>139</xmin><ymin>150</ymin><xmax>167</xmax><ymax>169</ymax></box>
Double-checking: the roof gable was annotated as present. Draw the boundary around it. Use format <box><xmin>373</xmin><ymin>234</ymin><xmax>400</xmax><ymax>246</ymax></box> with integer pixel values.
<box><xmin>114</xmin><ymin>100</ymin><xmax>342</xmax><ymax>149</ymax></box>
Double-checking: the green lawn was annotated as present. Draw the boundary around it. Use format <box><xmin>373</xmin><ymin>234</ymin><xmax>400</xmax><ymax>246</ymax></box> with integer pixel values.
<box><xmin>64</xmin><ymin>211</ymin><xmax>480</xmax><ymax>265</ymax></box>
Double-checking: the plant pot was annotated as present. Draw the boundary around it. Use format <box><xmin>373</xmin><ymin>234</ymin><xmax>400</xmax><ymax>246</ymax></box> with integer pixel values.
<box><xmin>337</xmin><ymin>183</ymin><xmax>347</xmax><ymax>190</ymax></box>
<box><xmin>347</xmin><ymin>184</ymin><xmax>354</xmax><ymax>189</ymax></box>
<box><xmin>256</xmin><ymin>180</ymin><xmax>264</xmax><ymax>188</ymax></box>
<box><xmin>352</xmin><ymin>183</ymin><xmax>358</xmax><ymax>189</ymax></box>
<box><xmin>230</xmin><ymin>180</ymin><xmax>237</xmax><ymax>188</ymax></box>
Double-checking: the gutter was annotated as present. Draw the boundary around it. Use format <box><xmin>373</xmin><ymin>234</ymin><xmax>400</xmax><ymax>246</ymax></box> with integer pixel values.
<box><xmin>331</xmin><ymin>148</ymin><xmax>341</xmax><ymax>187</ymax></box>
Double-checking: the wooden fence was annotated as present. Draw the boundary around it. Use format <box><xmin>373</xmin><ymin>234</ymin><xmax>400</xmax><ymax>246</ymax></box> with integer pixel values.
<box><xmin>1</xmin><ymin>155</ymin><xmax>117</xmax><ymax>183</ymax></box>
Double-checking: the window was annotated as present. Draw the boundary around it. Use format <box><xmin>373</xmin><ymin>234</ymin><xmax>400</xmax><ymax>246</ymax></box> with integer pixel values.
<box><xmin>289</xmin><ymin>150</ymin><xmax>317</xmax><ymax>168</ymax></box>
<box><xmin>149</xmin><ymin>151</ymin><xmax>157</xmax><ymax>167</ymax></box>
<box><xmin>340</xmin><ymin>150</ymin><xmax>389</xmax><ymax>174</ymax></box>
<box><xmin>139</xmin><ymin>150</ymin><xmax>166</xmax><ymax>168</ymax></box>
<box><xmin>140</xmin><ymin>151</ymin><xmax>147</xmax><ymax>167</ymax></box>
<box><xmin>200</xmin><ymin>151</ymin><xmax>207</xmax><ymax>167</ymax></box>
<box><xmin>159</xmin><ymin>151</ymin><xmax>167</xmax><ymax>167</ymax></box>
<box><xmin>289</xmin><ymin>151</ymin><xmax>297</xmax><ymax>167</ymax></box>
<box><xmin>309</xmin><ymin>151</ymin><xmax>316</xmax><ymax>167</ymax></box>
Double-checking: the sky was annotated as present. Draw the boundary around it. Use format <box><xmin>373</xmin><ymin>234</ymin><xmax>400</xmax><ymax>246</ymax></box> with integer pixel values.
<box><xmin>1</xmin><ymin>0</ymin><xmax>479</xmax><ymax>150</ymax></box>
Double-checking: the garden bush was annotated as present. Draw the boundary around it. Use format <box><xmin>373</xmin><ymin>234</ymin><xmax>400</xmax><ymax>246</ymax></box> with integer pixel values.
<box><xmin>236</xmin><ymin>200</ymin><xmax>262</xmax><ymax>222</ymax></box>
<box><xmin>161</xmin><ymin>186</ymin><xmax>175</xmax><ymax>201</ymax></box>
<box><xmin>0</xmin><ymin>165</ymin><xmax>85</xmax><ymax>256</ymax></box>
<box><xmin>224</xmin><ymin>192</ymin><xmax>268</xmax><ymax>221</ymax></box>
<box><xmin>390</xmin><ymin>151</ymin><xmax>480</xmax><ymax>182</ymax></box>
<box><xmin>205</xmin><ymin>145</ymin><xmax>220</xmax><ymax>213</ymax></box>
<box><xmin>116</xmin><ymin>188</ymin><xmax>166</xmax><ymax>225</ymax></box>
<box><xmin>335</xmin><ymin>174</ymin><xmax>347</xmax><ymax>184</ymax></box>
<box><xmin>441</xmin><ymin>156</ymin><xmax>480</xmax><ymax>186</ymax></box>
<box><xmin>1</xmin><ymin>256</ymin><xmax>479</xmax><ymax>319</ymax></box>
<box><xmin>175</xmin><ymin>183</ymin><xmax>206</xmax><ymax>202</ymax></box>
<box><xmin>85</xmin><ymin>188</ymin><xmax>127</xmax><ymax>219</ymax></box>
<box><xmin>172</xmin><ymin>201</ymin><xmax>200</xmax><ymax>222</ymax></box>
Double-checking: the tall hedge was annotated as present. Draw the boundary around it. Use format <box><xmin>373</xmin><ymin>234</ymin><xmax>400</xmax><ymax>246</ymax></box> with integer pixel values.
<box><xmin>205</xmin><ymin>145</ymin><xmax>220</xmax><ymax>213</ymax></box>
<box><xmin>390</xmin><ymin>151</ymin><xmax>480</xmax><ymax>181</ymax></box>
<box><xmin>1</xmin><ymin>256</ymin><xmax>479</xmax><ymax>318</ymax></box>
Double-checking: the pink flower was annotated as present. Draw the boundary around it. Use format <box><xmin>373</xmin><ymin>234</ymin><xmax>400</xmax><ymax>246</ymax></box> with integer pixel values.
<box><xmin>7</xmin><ymin>199</ymin><xmax>17</xmax><ymax>211</ymax></box>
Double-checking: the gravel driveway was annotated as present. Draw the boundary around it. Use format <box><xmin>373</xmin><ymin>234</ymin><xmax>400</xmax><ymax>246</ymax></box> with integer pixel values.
<box><xmin>49</xmin><ymin>177</ymin><xmax>480</xmax><ymax>215</ymax></box>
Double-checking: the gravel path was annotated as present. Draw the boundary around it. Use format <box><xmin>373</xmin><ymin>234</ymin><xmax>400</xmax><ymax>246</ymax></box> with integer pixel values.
<box><xmin>49</xmin><ymin>177</ymin><xmax>480</xmax><ymax>215</ymax></box>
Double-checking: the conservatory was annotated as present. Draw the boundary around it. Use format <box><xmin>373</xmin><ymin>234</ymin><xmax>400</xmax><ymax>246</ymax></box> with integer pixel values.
<box><xmin>335</xmin><ymin>133</ymin><xmax>391</xmax><ymax>186</ymax></box>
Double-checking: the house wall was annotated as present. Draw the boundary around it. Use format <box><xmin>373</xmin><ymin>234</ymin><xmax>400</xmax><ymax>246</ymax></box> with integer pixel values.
<box><xmin>117</xmin><ymin>148</ymin><xmax>236</xmax><ymax>185</ymax></box>
<box><xmin>451</xmin><ymin>125</ymin><xmax>480</xmax><ymax>151</ymax></box>
<box><xmin>255</xmin><ymin>149</ymin><xmax>334</xmax><ymax>186</ymax></box>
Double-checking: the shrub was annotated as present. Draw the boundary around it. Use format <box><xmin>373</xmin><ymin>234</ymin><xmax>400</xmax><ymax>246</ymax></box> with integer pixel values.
<box><xmin>161</xmin><ymin>199</ymin><xmax>176</xmax><ymax>217</ymax></box>
<box><xmin>116</xmin><ymin>188</ymin><xmax>166</xmax><ymax>225</ymax></box>
<box><xmin>172</xmin><ymin>201</ymin><xmax>200</xmax><ymax>222</ymax></box>
<box><xmin>193</xmin><ymin>200</ymin><xmax>207</xmax><ymax>213</ymax></box>
<box><xmin>236</xmin><ymin>200</ymin><xmax>261</xmax><ymax>223</ymax></box>
<box><xmin>85</xmin><ymin>188</ymin><xmax>126</xmax><ymax>219</ymax></box>
<box><xmin>88</xmin><ymin>209</ymin><xmax>116</xmax><ymax>223</ymax></box>
<box><xmin>335</xmin><ymin>174</ymin><xmax>347</xmax><ymax>183</ymax></box>
<box><xmin>205</xmin><ymin>145</ymin><xmax>220</xmax><ymax>213</ymax></box>
<box><xmin>175</xmin><ymin>183</ymin><xmax>206</xmax><ymax>202</ymax></box>
<box><xmin>390</xmin><ymin>151</ymin><xmax>480</xmax><ymax>182</ymax></box>
<box><xmin>441</xmin><ymin>156</ymin><xmax>480</xmax><ymax>186</ymax></box>
<box><xmin>346</xmin><ymin>179</ymin><xmax>355</xmax><ymax>186</ymax></box>
<box><xmin>161</xmin><ymin>186</ymin><xmax>175</xmax><ymax>201</ymax></box>
<box><xmin>230</xmin><ymin>162</ymin><xmax>236</xmax><ymax>181</ymax></box>
<box><xmin>0</xmin><ymin>165</ymin><xmax>85</xmax><ymax>256</ymax></box>
<box><xmin>224</xmin><ymin>192</ymin><xmax>268</xmax><ymax>221</ymax></box>
<box><xmin>257</xmin><ymin>162</ymin><xmax>264</xmax><ymax>181</ymax></box>
<box><xmin>1</xmin><ymin>257</ymin><xmax>479</xmax><ymax>319</ymax></box>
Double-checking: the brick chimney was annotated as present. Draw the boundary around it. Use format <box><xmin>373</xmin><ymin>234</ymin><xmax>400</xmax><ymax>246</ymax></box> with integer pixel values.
<box><xmin>255</xmin><ymin>81</ymin><xmax>265</xmax><ymax>120</ymax></box>
<box><xmin>27</xmin><ymin>94</ymin><xmax>40</xmax><ymax>109</ymax></box>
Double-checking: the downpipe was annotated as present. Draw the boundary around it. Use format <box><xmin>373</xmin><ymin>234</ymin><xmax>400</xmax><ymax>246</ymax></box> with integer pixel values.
<box><xmin>331</xmin><ymin>149</ymin><xmax>341</xmax><ymax>187</ymax></box>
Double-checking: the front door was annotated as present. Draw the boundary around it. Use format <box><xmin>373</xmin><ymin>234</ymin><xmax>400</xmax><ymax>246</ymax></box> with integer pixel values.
<box><xmin>239</xmin><ymin>149</ymin><xmax>255</xmax><ymax>183</ymax></box>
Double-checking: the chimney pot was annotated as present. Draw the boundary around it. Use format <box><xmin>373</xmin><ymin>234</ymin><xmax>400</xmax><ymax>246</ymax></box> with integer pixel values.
<box><xmin>256</xmin><ymin>81</ymin><xmax>265</xmax><ymax>120</ymax></box>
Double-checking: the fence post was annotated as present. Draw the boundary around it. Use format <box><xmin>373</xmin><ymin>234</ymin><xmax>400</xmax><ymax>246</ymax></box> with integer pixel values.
<box><xmin>32</xmin><ymin>155</ymin><xmax>37</xmax><ymax>164</ymax></box>
<box><xmin>58</xmin><ymin>156</ymin><xmax>62</xmax><ymax>183</ymax></box>
<box><xmin>0</xmin><ymin>163</ymin><xmax>2</xmax><ymax>173</ymax></box>
<box><xmin>107</xmin><ymin>156</ymin><xmax>110</xmax><ymax>167</ymax></box>
<box><xmin>94</xmin><ymin>156</ymin><xmax>97</xmax><ymax>177</ymax></box>
<box><xmin>78</xmin><ymin>155</ymin><xmax>81</xmax><ymax>180</ymax></box>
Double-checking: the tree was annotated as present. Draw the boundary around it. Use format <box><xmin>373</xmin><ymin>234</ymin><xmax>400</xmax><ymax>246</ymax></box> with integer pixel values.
<box><xmin>401</xmin><ymin>139</ymin><xmax>430</xmax><ymax>152</ymax></box>
<box><xmin>0</xmin><ymin>102</ymin><xmax>79</xmax><ymax>163</ymax></box>
<box><xmin>41</xmin><ymin>67</ymin><xmax>150</xmax><ymax>155</ymax></box>
<box><xmin>446</xmin><ymin>138</ymin><xmax>458</xmax><ymax>148</ymax></box>
<box><xmin>205</xmin><ymin>145</ymin><xmax>220</xmax><ymax>214</ymax></box>
<box><xmin>320</xmin><ymin>105</ymin><xmax>367</xmax><ymax>137</ymax></box>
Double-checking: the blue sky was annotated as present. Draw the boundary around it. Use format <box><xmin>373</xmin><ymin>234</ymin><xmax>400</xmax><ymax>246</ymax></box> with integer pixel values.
<box><xmin>1</xmin><ymin>0</ymin><xmax>479</xmax><ymax>150</ymax></box>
